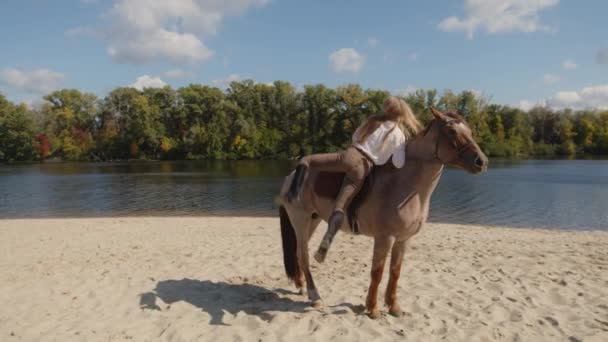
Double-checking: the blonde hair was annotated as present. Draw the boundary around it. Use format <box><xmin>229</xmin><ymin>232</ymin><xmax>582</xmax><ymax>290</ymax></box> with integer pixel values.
<box><xmin>355</xmin><ymin>96</ymin><xmax>423</xmax><ymax>144</ymax></box>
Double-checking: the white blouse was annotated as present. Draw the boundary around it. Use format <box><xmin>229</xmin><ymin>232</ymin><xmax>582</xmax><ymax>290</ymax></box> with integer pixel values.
<box><xmin>352</xmin><ymin>120</ymin><xmax>406</xmax><ymax>168</ymax></box>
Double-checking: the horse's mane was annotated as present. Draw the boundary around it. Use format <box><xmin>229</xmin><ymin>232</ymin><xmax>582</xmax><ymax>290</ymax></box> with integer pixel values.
<box><xmin>445</xmin><ymin>111</ymin><xmax>467</xmax><ymax>123</ymax></box>
<box><xmin>419</xmin><ymin>111</ymin><xmax>469</xmax><ymax>137</ymax></box>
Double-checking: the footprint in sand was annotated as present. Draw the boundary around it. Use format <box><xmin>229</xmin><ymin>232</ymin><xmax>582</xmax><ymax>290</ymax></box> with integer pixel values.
<box><xmin>509</xmin><ymin>310</ymin><xmax>523</xmax><ymax>322</ymax></box>
<box><xmin>483</xmin><ymin>303</ymin><xmax>510</xmax><ymax>322</ymax></box>
<box><xmin>548</xmin><ymin>288</ymin><xmax>567</xmax><ymax>306</ymax></box>
<box><xmin>544</xmin><ymin>316</ymin><xmax>560</xmax><ymax>327</ymax></box>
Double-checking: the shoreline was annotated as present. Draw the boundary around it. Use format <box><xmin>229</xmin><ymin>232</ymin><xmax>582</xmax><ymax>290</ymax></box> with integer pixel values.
<box><xmin>3</xmin><ymin>154</ymin><xmax>608</xmax><ymax>165</ymax></box>
<box><xmin>0</xmin><ymin>215</ymin><xmax>606</xmax><ymax>233</ymax></box>
<box><xmin>1</xmin><ymin>217</ymin><xmax>607</xmax><ymax>341</ymax></box>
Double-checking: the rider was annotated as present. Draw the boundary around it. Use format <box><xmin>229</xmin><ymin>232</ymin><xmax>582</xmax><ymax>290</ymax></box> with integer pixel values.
<box><xmin>287</xmin><ymin>96</ymin><xmax>422</xmax><ymax>262</ymax></box>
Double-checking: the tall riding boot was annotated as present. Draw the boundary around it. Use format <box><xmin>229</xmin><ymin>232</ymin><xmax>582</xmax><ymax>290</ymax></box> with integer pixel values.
<box><xmin>314</xmin><ymin>210</ymin><xmax>345</xmax><ymax>263</ymax></box>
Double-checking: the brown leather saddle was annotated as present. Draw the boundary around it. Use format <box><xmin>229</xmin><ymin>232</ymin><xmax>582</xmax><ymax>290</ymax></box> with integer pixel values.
<box><xmin>313</xmin><ymin>169</ymin><xmax>376</xmax><ymax>234</ymax></box>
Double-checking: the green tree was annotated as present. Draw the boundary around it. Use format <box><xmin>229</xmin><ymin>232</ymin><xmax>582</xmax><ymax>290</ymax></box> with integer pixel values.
<box><xmin>556</xmin><ymin>115</ymin><xmax>576</xmax><ymax>155</ymax></box>
<box><xmin>40</xmin><ymin>89</ymin><xmax>98</xmax><ymax>160</ymax></box>
<box><xmin>178</xmin><ymin>84</ymin><xmax>230</xmax><ymax>159</ymax></box>
<box><xmin>102</xmin><ymin>87</ymin><xmax>164</xmax><ymax>158</ymax></box>
<box><xmin>0</xmin><ymin>95</ymin><xmax>37</xmax><ymax>161</ymax></box>
<box><xmin>573</xmin><ymin>111</ymin><xmax>597</xmax><ymax>152</ymax></box>
<box><xmin>264</xmin><ymin>81</ymin><xmax>300</xmax><ymax>158</ymax></box>
<box><xmin>335</xmin><ymin>84</ymin><xmax>369</xmax><ymax>149</ymax></box>
<box><xmin>404</xmin><ymin>89</ymin><xmax>438</xmax><ymax>125</ymax></box>
<box><xmin>5</xmin><ymin>83</ymin><xmax>608</xmax><ymax>162</ymax></box>
<box><xmin>301</xmin><ymin>84</ymin><xmax>338</xmax><ymax>155</ymax></box>
<box><xmin>595</xmin><ymin>111</ymin><xmax>608</xmax><ymax>154</ymax></box>
<box><xmin>143</xmin><ymin>86</ymin><xmax>182</xmax><ymax>158</ymax></box>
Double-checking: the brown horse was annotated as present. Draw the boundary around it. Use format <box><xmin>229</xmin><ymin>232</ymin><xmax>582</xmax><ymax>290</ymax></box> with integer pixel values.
<box><xmin>277</xmin><ymin>108</ymin><xmax>488</xmax><ymax>318</ymax></box>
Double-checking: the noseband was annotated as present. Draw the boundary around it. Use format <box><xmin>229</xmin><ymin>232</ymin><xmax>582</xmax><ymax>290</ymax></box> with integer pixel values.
<box><xmin>433</xmin><ymin>119</ymin><xmax>475</xmax><ymax>163</ymax></box>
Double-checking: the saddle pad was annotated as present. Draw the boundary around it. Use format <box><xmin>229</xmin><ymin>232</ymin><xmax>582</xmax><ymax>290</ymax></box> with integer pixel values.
<box><xmin>313</xmin><ymin>172</ymin><xmax>344</xmax><ymax>198</ymax></box>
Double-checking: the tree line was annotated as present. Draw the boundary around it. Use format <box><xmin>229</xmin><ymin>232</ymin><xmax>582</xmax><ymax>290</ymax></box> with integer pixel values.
<box><xmin>1</xmin><ymin>80</ymin><xmax>608</xmax><ymax>162</ymax></box>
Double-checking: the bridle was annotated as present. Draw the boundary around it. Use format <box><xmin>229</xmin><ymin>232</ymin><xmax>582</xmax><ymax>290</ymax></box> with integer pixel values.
<box><xmin>433</xmin><ymin>119</ymin><xmax>475</xmax><ymax>163</ymax></box>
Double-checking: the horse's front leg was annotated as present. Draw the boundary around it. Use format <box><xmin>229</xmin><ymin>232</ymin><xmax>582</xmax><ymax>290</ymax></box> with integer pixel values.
<box><xmin>385</xmin><ymin>240</ymin><xmax>406</xmax><ymax>317</ymax></box>
<box><xmin>366</xmin><ymin>236</ymin><xmax>394</xmax><ymax>319</ymax></box>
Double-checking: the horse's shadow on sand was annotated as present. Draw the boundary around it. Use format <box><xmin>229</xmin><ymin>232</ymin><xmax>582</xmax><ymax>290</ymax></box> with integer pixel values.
<box><xmin>139</xmin><ymin>279</ymin><xmax>312</xmax><ymax>325</ymax></box>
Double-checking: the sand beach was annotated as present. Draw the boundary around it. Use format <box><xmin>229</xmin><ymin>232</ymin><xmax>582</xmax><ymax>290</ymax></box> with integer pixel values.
<box><xmin>1</xmin><ymin>217</ymin><xmax>607</xmax><ymax>341</ymax></box>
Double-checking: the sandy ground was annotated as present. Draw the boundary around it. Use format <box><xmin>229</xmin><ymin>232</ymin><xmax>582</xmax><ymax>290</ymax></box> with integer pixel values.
<box><xmin>1</xmin><ymin>217</ymin><xmax>607</xmax><ymax>342</ymax></box>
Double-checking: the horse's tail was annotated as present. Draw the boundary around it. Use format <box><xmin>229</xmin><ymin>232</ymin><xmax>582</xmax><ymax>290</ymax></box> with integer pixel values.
<box><xmin>286</xmin><ymin>164</ymin><xmax>307</xmax><ymax>203</ymax></box>
<box><xmin>279</xmin><ymin>205</ymin><xmax>299</xmax><ymax>282</ymax></box>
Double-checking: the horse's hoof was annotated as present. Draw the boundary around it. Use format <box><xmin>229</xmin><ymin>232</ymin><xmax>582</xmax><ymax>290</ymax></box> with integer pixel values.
<box><xmin>314</xmin><ymin>248</ymin><xmax>327</xmax><ymax>263</ymax></box>
<box><xmin>368</xmin><ymin>309</ymin><xmax>381</xmax><ymax>319</ymax></box>
<box><xmin>389</xmin><ymin>306</ymin><xmax>403</xmax><ymax>317</ymax></box>
<box><xmin>297</xmin><ymin>288</ymin><xmax>304</xmax><ymax>296</ymax></box>
<box><xmin>311</xmin><ymin>300</ymin><xmax>324</xmax><ymax>309</ymax></box>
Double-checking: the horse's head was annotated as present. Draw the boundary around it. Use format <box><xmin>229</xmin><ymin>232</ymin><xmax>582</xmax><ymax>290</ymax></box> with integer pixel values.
<box><xmin>429</xmin><ymin>107</ymin><xmax>488</xmax><ymax>174</ymax></box>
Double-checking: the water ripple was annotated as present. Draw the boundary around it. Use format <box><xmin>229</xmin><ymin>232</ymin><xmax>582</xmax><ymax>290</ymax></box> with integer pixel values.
<box><xmin>1</xmin><ymin>160</ymin><xmax>607</xmax><ymax>231</ymax></box>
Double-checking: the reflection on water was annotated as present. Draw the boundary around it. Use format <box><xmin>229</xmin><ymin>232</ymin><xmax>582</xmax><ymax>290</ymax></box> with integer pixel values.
<box><xmin>432</xmin><ymin>159</ymin><xmax>608</xmax><ymax>231</ymax></box>
<box><xmin>0</xmin><ymin>161</ymin><xmax>291</xmax><ymax>218</ymax></box>
<box><xmin>1</xmin><ymin>159</ymin><xmax>607</xmax><ymax>231</ymax></box>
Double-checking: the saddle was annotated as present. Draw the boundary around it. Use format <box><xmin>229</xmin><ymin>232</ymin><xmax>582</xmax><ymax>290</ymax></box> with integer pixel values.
<box><xmin>313</xmin><ymin>168</ymin><xmax>376</xmax><ymax>234</ymax></box>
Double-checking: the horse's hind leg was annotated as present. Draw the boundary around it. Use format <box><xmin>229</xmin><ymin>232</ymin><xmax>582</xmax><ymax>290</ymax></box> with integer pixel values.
<box><xmin>290</xmin><ymin>209</ymin><xmax>323</xmax><ymax>308</ymax></box>
<box><xmin>294</xmin><ymin>215</ymin><xmax>321</xmax><ymax>294</ymax></box>
<box><xmin>294</xmin><ymin>270</ymin><xmax>305</xmax><ymax>294</ymax></box>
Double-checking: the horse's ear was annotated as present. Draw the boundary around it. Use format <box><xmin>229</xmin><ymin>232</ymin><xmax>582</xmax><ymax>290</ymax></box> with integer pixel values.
<box><xmin>430</xmin><ymin>107</ymin><xmax>446</xmax><ymax>121</ymax></box>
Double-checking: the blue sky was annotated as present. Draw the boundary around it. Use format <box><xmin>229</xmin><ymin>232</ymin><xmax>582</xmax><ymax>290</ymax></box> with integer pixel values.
<box><xmin>1</xmin><ymin>0</ymin><xmax>607</xmax><ymax>110</ymax></box>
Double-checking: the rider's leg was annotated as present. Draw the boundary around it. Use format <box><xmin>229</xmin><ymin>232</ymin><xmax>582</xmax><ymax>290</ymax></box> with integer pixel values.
<box><xmin>315</xmin><ymin>150</ymin><xmax>372</xmax><ymax>263</ymax></box>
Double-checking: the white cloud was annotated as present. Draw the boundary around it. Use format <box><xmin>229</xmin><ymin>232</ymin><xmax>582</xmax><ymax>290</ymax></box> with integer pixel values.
<box><xmin>23</xmin><ymin>98</ymin><xmax>48</xmax><ymax>110</ymax></box>
<box><xmin>0</xmin><ymin>68</ymin><xmax>65</xmax><ymax>94</ymax></box>
<box><xmin>163</xmin><ymin>69</ymin><xmax>188</xmax><ymax>79</ymax></box>
<box><xmin>517</xmin><ymin>100</ymin><xmax>532</xmax><ymax>111</ymax></box>
<box><xmin>367</xmin><ymin>37</ymin><xmax>378</xmax><ymax>48</ymax></box>
<box><xmin>468</xmin><ymin>88</ymin><xmax>483</xmax><ymax>97</ymax></box>
<box><xmin>75</xmin><ymin>0</ymin><xmax>269</xmax><ymax>65</ymax></box>
<box><xmin>597</xmin><ymin>48</ymin><xmax>608</xmax><ymax>64</ymax></box>
<box><xmin>561</xmin><ymin>59</ymin><xmax>577</xmax><ymax>70</ymax></box>
<box><xmin>547</xmin><ymin>84</ymin><xmax>608</xmax><ymax>109</ymax></box>
<box><xmin>212</xmin><ymin>73</ymin><xmax>242</xmax><ymax>88</ymax></box>
<box><xmin>552</xmin><ymin>91</ymin><xmax>580</xmax><ymax>104</ymax></box>
<box><xmin>107</xmin><ymin>29</ymin><xmax>213</xmax><ymax>65</ymax></box>
<box><xmin>542</xmin><ymin>73</ymin><xmax>560</xmax><ymax>85</ymax></box>
<box><xmin>393</xmin><ymin>85</ymin><xmax>419</xmax><ymax>97</ymax></box>
<box><xmin>438</xmin><ymin>0</ymin><xmax>559</xmax><ymax>39</ymax></box>
<box><xmin>517</xmin><ymin>99</ymin><xmax>546</xmax><ymax>111</ymax></box>
<box><xmin>329</xmin><ymin>48</ymin><xmax>365</xmax><ymax>73</ymax></box>
<box><xmin>130</xmin><ymin>75</ymin><xmax>167</xmax><ymax>90</ymax></box>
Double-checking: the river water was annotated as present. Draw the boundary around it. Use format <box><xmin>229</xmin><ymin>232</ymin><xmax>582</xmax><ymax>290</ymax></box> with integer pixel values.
<box><xmin>1</xmin><ymin>159</ymin><xmax>606</xmax><ymax>231</ymax></box>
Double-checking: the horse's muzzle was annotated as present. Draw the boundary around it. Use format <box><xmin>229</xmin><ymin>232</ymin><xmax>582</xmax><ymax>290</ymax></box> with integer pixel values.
<box><xmin>470</xmin><ymin>155</ymin><xmax>489</xmax><ymax>174</ymax></box>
